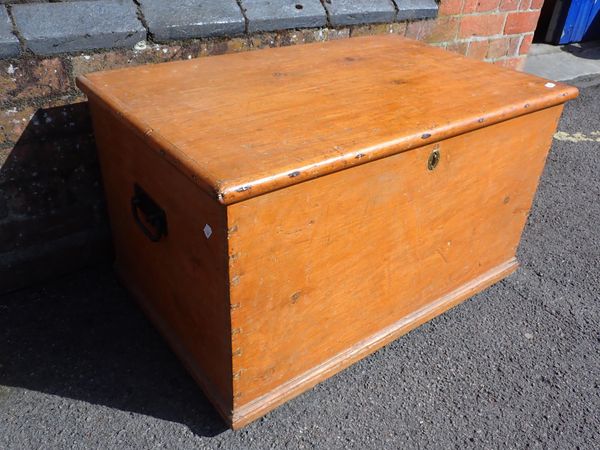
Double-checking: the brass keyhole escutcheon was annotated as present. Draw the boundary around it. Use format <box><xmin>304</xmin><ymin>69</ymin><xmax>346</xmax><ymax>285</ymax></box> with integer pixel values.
<box><xmin>428</xmin><ymin>148</ymin><xmax>440</xmax><ymax>171</ymax></box>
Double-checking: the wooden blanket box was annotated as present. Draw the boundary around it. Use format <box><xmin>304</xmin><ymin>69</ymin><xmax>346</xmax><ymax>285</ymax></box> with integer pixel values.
<box><xmin>77</xmin><ymin>35</ymin><xmax>577</xmax><ymax>428</ymax></box>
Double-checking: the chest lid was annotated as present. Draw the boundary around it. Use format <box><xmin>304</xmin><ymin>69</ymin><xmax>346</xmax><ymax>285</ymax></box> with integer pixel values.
<box><xmin>76</xmin><ymin>35</ymin><xmax>577</xmax><ymax>205</ymax></box>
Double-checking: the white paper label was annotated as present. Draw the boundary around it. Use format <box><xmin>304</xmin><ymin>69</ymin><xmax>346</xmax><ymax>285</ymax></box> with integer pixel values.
<box><xmin>203</xmin><ymin>224</ymin><xmax>212</xmax><ymax>239</ymax></box>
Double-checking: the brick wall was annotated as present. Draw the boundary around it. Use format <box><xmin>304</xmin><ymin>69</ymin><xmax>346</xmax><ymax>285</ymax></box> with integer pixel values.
<box><xmin>433</xmin><ymin>0</ymin><xmax>542</xmax><ymax>69</ymax></box>
<box><xmin>0</xmin><ymin>0</ymin><xmax>544</xmax><ymax>293</ymax></box>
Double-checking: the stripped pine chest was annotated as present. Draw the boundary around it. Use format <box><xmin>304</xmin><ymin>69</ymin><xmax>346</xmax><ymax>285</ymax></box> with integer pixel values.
<box><xmin>77</xmin><ymin>36</ymin><xmax>578</xmax><ymax>428</ymax></box>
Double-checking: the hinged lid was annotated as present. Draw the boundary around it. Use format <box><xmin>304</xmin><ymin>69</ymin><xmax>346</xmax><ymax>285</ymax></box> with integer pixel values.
<box><xmin>77</xmin><ymin>36</ymin><xmax>578</xmax><ymax>205</ymax></box>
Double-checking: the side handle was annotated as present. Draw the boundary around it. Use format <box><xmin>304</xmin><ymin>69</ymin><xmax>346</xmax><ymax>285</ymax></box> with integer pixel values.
<box><xmin>131</xmin><ymin>183</ymin><xmax>168</xmax><ymax>242</ymax></box>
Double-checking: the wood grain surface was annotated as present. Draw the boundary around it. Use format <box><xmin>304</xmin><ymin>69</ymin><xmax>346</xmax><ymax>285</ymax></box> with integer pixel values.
<box><xmin>226</xmin><ymin>106</ymin><xmax>563</xmax><ymax>426</ymax></box>
<box><xmin>76</xmin><ymin>35</ymin><xmax>578</xmax><ymax>205</ymax></box>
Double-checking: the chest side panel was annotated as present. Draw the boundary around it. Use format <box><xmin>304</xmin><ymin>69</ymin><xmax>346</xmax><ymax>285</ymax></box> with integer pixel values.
<box><xmin>227</xmin><ymin>106</ymin><xmax>562</xmax><ymax>415</ymax></box>
<box><xmin>88</xmin><ymin>103</ymin><xmax>234</xmax><ymax>418</ymax></box>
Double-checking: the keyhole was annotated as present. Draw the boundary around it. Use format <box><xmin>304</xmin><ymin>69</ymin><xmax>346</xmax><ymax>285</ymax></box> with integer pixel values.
<box><xmin>427</xmin><ymin>148</ymin><xmax>441</xmax><ymax>171</ymax></box>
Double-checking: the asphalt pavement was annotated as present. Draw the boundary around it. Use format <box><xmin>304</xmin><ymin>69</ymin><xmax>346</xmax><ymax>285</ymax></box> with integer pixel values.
<box><xmin>1</xmin><ymin>77</ymin><xmax>599</xmax><ymax>449</ymax></box>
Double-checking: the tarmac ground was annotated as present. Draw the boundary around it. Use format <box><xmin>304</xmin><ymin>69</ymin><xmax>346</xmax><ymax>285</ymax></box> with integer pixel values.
<box><xmin>0</xmin><ymin>76</ymin><xmax>599</xmax><ymax>449</ymax></box>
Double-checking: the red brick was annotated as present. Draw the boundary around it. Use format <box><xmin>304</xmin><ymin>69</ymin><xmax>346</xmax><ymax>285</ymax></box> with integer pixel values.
<box><xmin>71</xmin><ymin>43</ymin><xmax>203</xmax><ymax>79</ymax></box>
<box><xmin>508</xmin><ymin>35</ymin><xmax>522</xmax><ymax>55</ymax></box>
<box><xmin>445</xmin><ymin>41</ymin><xmax>469</xmax><ymax>55</ymax></box>
<box><xmin>463</xmin><ymin>0</ymin><xmax>502</xmax><ymax>12</ymax></box>
<box><xmin>459</xmin><ymin>14</ymin><xmax>506</xmax><ymax>38</ymax></box>
<box><xmin>519</xmin><ymin>0</ymin><xmax>532</xmax><ymax>9</ymax></box>
<box><xmin>519</xmin><ymin>33</ymin><xmax>534</xmax><ymax>54</ymax></box>
<box><xmin>72</xmin><ymin>50</ymin><xmax>137</xmax><ymax>78</ymax></box>
<box><xmin>0</xmin><ymin>58</ymin><xmax>71</xmax><ymax>105</ymax></box>
<box><xmin>505</xmin><ymin>11</ymin><xmax>541</xmax><ymax>34</ymax></box>
<box><xmin>495</xmin><ymin>57</ymin><xmax>526</xmax><ymax>69</ymax></box>
<box><xmin>439</xmin><ymin>0</ymin><xmax>464</xmax><ymax>15</ymax></box>
<box><xmin>499</xmin><ymin>0</ymin><xmax>520</xmax><ymax>10</ymax></box>
<box><xmin>530</xmin><ymin>0</ymin><xmax>544</xmax><ymax>9</ymax></box>
<box><xmin>486</xmin><ymin>37</ymin><xmax>510</xmax><ymax>58</ymax></box>
<box><xmin>0</xmin><ymin>105</ymin><xmax>36</xmax><ymax>145</ymax></box>
<box><xmin>405</xmin><ymin>19</ymin><xmax>436</xmax><ymax>40</ymax></box>
<box><xmin>462</xmin><ymin>0</ymin><xmax>479</xmax><ymax>13</ymax></box>
<box><xmin>476</xmin><ymin>0</ymin><xmax>501</xmax><ymax>12</ymax></box>
<box><xmin>467</xmin><ymin>39</ymin><xmax>490</xmax><ymax>59</ymax></box>
<box><xmin>425</xmin><ymin>17</ymin><xmax>460</xmax><ymax>43</ymax></box>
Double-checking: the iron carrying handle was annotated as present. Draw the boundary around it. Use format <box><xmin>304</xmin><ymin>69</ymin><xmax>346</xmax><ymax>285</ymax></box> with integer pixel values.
<box><xmin>131</xmin><ymin>184</ymin><xmax>168</xmax><ymax>242</ymax></box>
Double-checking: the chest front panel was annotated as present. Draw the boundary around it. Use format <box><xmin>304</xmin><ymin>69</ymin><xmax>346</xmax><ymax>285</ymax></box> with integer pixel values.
<box><xmin>227</xmin><ymin>106</ymin><xmax>561</xmax><ymax>408</ymax></box>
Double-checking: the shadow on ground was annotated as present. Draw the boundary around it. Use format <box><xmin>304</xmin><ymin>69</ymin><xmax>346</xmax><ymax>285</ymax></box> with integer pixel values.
<box><xmin>562</xmin><ymin>39</ymin><xmax>600</xmax><ymax>60</ymax></box>
<box><xmin>0</xmin><ymin>265</ymin><xmax>227</xmax><ymax>437</ymax></box>
<box><xmin>0</xmin><ymin>102</ymin><xmax>111</xmax><ymax>293</ymax></box>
